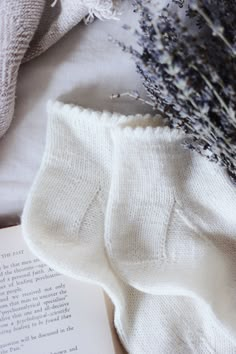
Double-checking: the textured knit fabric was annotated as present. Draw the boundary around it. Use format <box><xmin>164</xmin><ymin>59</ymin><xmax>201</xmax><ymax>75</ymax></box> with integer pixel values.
<box><xmin>23</xmin><ymin>0</ymin><xmax>120</xmax><ymax>62</ymax></box>
<box><xmin>22</xmin><ymin>101</ymin><xmax>236</xmax><ymax>353</ymax></box>
<box><xmin>0</xmin><ymin>0</ymin><xmax>118</xmax><ymax>139</ymax></box>
<box><xmin>106</xmin><ymin>125</ymin><xmax>236</xmax><ymax>336</ymax></box>
<box><xmin>0</xmin><ymin>0</ymin><xmax>44</xmax><ymax>138</ymax></box>
<box><xmin>23</xmin><ymin>0</ymin><xmax>88</xmax><ymax>63</ymax></box>
<box><xmin>22</xmin><ymin>100</ymin><xmax>156</xmax><ymax>284</ymax></box>
<box><xmin>105</xmin><ymin>126</ymin><xmax>235</xmax><ymax>299</ymax></box>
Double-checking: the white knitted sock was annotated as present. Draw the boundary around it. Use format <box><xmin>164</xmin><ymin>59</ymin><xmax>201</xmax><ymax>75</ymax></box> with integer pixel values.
<box><xmin>22</xmin><ymin>100</ymin><xmax>157</xmax><ymax>285</ymax></box>
<box><xmin>105</xmin><ymin>124</ymin><xmax>236</xmax><ymax>339</ymax></box>
<box><xmin>22</xmin><ymin>103</ymin><xmax>236</xmax><ymax>353</ymax></box>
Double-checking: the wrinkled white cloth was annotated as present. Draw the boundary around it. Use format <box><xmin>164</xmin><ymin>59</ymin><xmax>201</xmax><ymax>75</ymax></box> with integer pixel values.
<box><xmin>0</xmin><ymin>0</ymin><xmax>118</xmax><ymax>138</ymax></box>
<box><xmin>22</xmin><ymin>100</ymin><xmax>236</xmax><ymax>353</ymax></box>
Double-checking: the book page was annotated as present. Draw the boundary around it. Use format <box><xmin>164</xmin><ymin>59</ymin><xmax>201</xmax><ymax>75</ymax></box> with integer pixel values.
<box><xmin>0</xmin><ymin>226</ymin><xmax>115</xmax><ymax>354</ymax></box>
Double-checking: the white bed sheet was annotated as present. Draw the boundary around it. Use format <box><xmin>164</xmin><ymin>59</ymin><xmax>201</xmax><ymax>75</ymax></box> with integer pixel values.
<box><xmin>0</xmin><ymin>1</ymin><xmax>151</xmax><ymax>226</ymax></box>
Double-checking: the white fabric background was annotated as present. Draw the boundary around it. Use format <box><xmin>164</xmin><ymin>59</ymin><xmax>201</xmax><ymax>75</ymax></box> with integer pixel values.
<box><xmin>0</xmin><ymin>1</ymin><xmax>150</xmax><ymax>226</ymax></box>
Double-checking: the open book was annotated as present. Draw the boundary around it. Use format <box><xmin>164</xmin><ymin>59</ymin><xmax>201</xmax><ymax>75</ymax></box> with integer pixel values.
<box><xmin>0</xmin><ymin>226</ymin><xmax>125</xmax><ymax>354</ymax></box>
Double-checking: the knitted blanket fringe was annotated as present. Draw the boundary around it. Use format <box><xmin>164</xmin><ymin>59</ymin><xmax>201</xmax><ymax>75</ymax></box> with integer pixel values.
<box><xmin>51</xmin><ymin>0</ymin><xmax>120</xmax><ymax>21</ymax></box>
<box><xmin>84</xmin><ymin>0</ymin><xmax>120</xmax><ymax>23</ymax></box>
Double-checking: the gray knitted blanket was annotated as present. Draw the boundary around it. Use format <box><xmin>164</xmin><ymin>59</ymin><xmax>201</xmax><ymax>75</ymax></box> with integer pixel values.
<box><xmin>0</xmin><ymin>0</ymin><xmax>118</xmax><ymax>138</ymax></box>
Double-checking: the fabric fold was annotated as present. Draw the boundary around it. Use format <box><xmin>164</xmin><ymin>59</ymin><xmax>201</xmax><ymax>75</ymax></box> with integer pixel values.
<box><xmin>0</xmin><ymin>0</ymin><xmax>119</xmax><ymax>138</ymax></box>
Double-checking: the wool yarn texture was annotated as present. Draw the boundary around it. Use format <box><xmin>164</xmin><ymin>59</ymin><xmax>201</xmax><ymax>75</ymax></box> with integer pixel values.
<box><xmin>0</xmin><ymin>0</ymin><xmax>44</xmax><ymax>139</ymax></box>
<box><xmin>22</xmin><ymin>100</ymin><xmax>236</xmax><ymax>353</ymax></box>
<box><xmin>0</xmin><ymin>0</ymin><xmax>118</xmax><ymax>138</ymax></box>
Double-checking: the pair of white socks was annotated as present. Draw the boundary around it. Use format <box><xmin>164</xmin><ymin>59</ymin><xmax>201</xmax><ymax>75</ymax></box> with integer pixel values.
<box><xmin>22</xmin><ymin>100</ymin><xmax>236</xmax><ymax>353</ymax></box>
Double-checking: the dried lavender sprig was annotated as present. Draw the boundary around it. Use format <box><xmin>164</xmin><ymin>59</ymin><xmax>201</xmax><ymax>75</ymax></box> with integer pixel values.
<box><xmin>114</xmin><ymin>0</ymin><xmax>236</xmax><ymax>180</ymax></box>
<box><xmin>110</xmin><ymin>92</ymin><xmax>155</xmax><ymax>107</ymax></box>
<box><xmin>190</xmin><ymin>1</ymin><xmax>236</xmax><ymax>57</ymax></box>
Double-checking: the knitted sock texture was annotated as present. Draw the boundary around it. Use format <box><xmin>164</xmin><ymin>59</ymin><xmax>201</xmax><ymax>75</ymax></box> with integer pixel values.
<box><xmin>118</xmin><ymin>291</ymin><xmax>236</xmax><ymax>354</ymax></box>
<box><xmin>0</xmin><ymin>0</ymin><xmax>44</xmax><ymax>138</ymax></box>
<box><xmin>22</xmin><ymin>101</ymin><xmax>236</xmax><ymax>353</ymax></box>
<box><xmin>22</xmin><ymin>100</ymin><xmax>156</xmax><ymax>285</ymax></box>
<box><xmin>105</xmin><ymin>123</ymin><xmax>236</xmax><ymax>342</ymax></box>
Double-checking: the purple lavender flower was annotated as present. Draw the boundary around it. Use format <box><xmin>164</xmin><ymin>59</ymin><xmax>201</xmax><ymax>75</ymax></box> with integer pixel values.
<box><xmin>114</xmin><ymin>0</ymin><xmax>236</xmax><ymax>182</ymax></box>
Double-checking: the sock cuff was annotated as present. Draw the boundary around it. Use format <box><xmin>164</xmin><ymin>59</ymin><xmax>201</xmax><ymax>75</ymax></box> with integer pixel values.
<box><xmin>111</xmin><ymin>124</ymin><xmax>187</xmax><ymax>160</ymax></box>
<box><xmin>45</xmin><ymin>100</ymin><xmax>187</xmax><ymax>168</ymax></box>
<box><xmin>45</xmin><ymin>100</ymin><xmax>164</xmax><ymax>169</ymax></box>
<box><xmin>47</xmin><ymin>100</ymin><xmax>158</xmax><ymax>129</ymax></box>
<box><xmin>112</xmin><ymin>124</ymin><xmax>184</xmax><ymax>141</ymax></box>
